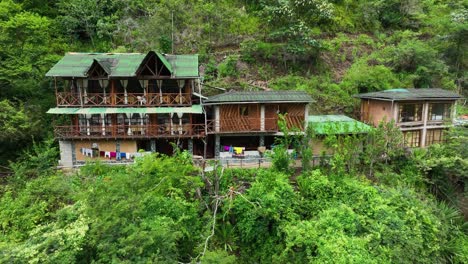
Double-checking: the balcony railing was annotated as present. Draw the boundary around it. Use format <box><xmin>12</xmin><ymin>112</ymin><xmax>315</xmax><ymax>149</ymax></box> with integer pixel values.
<box><xmin>56</xmin><ymin>92</ymin><xmax>192</xmax><ymax>107</ymax></box>
<box><xmin>207</xmin><ymin>117</ymin><xmax>304</xmax><ymax>133</ymax></box>
<box><xmin>54</xmin><ymin>124</ymin><xmax>206</xmax><ymax>139</ymax></box>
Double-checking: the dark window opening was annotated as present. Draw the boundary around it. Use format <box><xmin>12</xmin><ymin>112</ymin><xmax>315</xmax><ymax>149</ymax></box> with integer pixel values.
<box><xmin>399</xmin><ymin>104</ymin><xmax>423</xmax><ymax>122</ymax></box>
<box><xmin>428</xmin><ymin>103</ymin><xmax>451</xmax><ymax>121</ymax></box>
<box><xmin>239</xmin><ymin>106</ymin><xmax>249</xmax><ymax>116</ymax></box>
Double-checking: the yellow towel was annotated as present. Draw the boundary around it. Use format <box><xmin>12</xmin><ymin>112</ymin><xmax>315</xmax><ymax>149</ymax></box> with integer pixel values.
<box><xmin>234</xmin><ymin>147</ymin><xmax>243</xmax><ymax>155</ymax></box>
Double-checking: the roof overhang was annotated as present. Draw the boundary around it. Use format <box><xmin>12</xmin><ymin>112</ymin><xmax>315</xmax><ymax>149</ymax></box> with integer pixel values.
<box><xmin>203</xmin><ymin>100</ymin><xmax>311</xmax><ymax>105</ymax></box>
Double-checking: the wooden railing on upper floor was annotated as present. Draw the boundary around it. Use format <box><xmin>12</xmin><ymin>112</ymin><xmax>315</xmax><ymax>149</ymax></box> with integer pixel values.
<box><xmin>54</xmin><ymin>123</ymin><xmax>206</xmax><ymax>139</ymax></box>
<box><xmin>56</xmin><ymin>92</ymin><xmax>192</xmax><ymax>107</ymax></box>
<box><xmin>206</xmin><ymin>117</ymin><xmax>304</xmax><ymax>134</ymax></box>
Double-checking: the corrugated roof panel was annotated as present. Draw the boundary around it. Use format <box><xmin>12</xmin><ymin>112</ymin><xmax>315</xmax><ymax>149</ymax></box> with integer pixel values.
<box><xmin>156</xmin><ymin>52</ymin><xmax>173</xmax><ymax>73</ymax></box>
<box><xmin>110</xmin><ymin>54</ymin><xmax>146</xmax><ymax>77</ymax></box>
<box><xmin>46</xmin><ymin>108</ymin><xmax>80</xmax><ymax>114</ymax></box>
<box><xmin>46</xmin><ymin>53</ymin><xmax>147</xmax><ymax>77</ymax></box>
<box><xmin>45</xmin><ymin>52</ymin><xmax>199</xmax><ymax>78</ymax></box>
<box><xmin>166</xmin><ymin>54</ymin><xmax>199</xmax><ymax>77</ymax></box>
<box><xmin>354</xmin><ymin>88</ymin><xmax>462</xmax><ymax>101</ymax></box>
<box><xmin>308</xmin><ymin>115</ymin><xmax>371</xmax><ymax>135</ymax></box>
<box><xmin>205</xmin><ymin>91</ymin><xmax>313</xmax><ymax>104</ymax></box>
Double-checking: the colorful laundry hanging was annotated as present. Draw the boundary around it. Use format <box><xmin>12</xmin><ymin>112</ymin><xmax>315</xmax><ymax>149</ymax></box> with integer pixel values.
<box><xmin>233</xmin><ymin>147</ymin><xmax>244</xmax><ymax>155</ymax></box>
<box><xmin>81</xmin><ymin>148</ymin><xmax>93</xmax><ymax>157</ymax></box>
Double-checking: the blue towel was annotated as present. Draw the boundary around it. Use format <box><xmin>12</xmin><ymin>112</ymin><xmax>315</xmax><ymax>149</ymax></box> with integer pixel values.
<box><xmin>120</xmin><ymin>152</ymin><xmax>126</xmax><ymax>159</ymax></box>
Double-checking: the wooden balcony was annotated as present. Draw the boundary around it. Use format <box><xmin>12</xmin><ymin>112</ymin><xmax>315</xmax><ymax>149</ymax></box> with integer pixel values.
<box><xmin>56</xmin><ymin>92</ymin><xmax>192</xmax><ymax>107</ymax></box>
<box><xmin>54</xmin><ymin>124</ymin><xmax>206</xmax><ymax>139</ymax></box>
<box><xmin>207</xmin><ymin>117</ymin><xmax>304</xmax><ymax>134</ymax></box>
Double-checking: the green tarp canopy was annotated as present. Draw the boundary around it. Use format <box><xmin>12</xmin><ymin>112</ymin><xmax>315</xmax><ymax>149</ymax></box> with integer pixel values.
<box><xmin>47</xmin><ymin>105</ymin><xmax>203</xmax><ymax>114</ymax></box>
<box><xmin>308</xmin><ymin>115</ymin><xmax>371</xmax><ymax>135</ymax></box>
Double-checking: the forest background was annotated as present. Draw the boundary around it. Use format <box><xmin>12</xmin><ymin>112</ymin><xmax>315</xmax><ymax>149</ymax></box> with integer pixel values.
<box><xmin>0</xmin><ymin>0</ymin><xmax>467</xmax><ymax>263</ymax></box>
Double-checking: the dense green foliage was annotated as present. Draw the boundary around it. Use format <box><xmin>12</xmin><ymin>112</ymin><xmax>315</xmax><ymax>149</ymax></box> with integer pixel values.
<box><xmin>0</xmin><ymin>0</ymin><xmax>466</xmax><ymax>160</ymax></box>
<box><xmin>0</xmin><ymin>132</ymin><xmax>467</xmax><ymax>263</ymax></box>
<box><xmin>0</xmin><ymin>0</ymin><xmax>467</xmax><ymax>261</ymax></box>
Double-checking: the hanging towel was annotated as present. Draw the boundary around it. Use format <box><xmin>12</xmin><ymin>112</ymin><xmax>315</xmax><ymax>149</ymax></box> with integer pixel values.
<box><xmin>105</xmin><ymin>151</ymin><xmax>111</xmax><ymax>158</ymax></box>
<box><xmin>223</xmin><ymin>145</ymin><xmax>230</xmax><ymax>151</ymax></box>
<box><xmin>110</xmin><ymin>152</ymin><xmax>117</xmax><ymax>158</ymax></box>
<box><xmin>81</xmin><ymin>148</ymin><xmax>85</xmax><ymax>155</ymax></box>
<box><xmin>234</xmin><ymin>147</ymin><xmax>244</xmax><ymax>155</ymax></box>
<box><xmin>126</xmin><ymin>152</ymin><xmax>132</xmax><ymax>159</ymax></box>
<box><xmin>99</xmin><ymin>151</ymin><xmax>105</xmax><ymax>157</ymax></box>
<box><xmin>229</xmin><ymin>146</ymin><xmax>234</xmax><ymax>153</ymax></box>
<box><xmin>120</xmin><ymin>152</ymin><xmax>126</xmax><ymax>159</ymax></box>
<box><xmin>85</xmin><ymin>148</ymin><xmax>93</xmax><ymax>157</ymax></box>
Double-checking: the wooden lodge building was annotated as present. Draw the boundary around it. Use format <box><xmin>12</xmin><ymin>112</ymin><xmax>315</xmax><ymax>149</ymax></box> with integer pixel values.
<box><xmin>355</xmin><ymin>88</ymin><xmax>462</xmax><ymax>147</ymax></box>
<box><xmin>46</xmin><ymin>52</ymin><xmax>462</xmax><ymax>167</ymax></box>
<box><xmin>46</xmin><ymin>52</ymin><xmax>313</xmax><ymax>167</ymax></box>
<box><xmin>203</xmin><ymin>91</ymin><xmax>311</xmax><ymax>158</ymax></box>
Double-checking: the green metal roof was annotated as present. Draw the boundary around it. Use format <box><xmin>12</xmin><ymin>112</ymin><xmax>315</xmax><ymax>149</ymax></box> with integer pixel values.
<box><xmin>45</xmin><ymin>53</ymin><xmax>145</xmax><ymax>77</ymax></box>
<box><xmin>45</xmin><ymin>51</ymin><xmax>198</xmax><ymax>78</ymax></box>
<box><xmin>47</xmin><ymin>105</ymin><xmax>203</xmax><ymax>114</ymax></box>
<box><xmin>47</xmin><ymin>108</ymin><xmax>79</xmax><ymax>114</ymax></box>
<box><xmin>156</xmin><ymin>52</ymin><xmax>173</xmax><ymax>73</ymax></box>
<box><xmin>165</xmin><ymin>54</ymin><xmax>199</xmax><ymax>77</ymax></box>
<box><xmin>204</xmin><ymin>91</ymin><xmax>313</xmax><ymax>104</ymax></box>
<box><xmin>354</xmin><ymin>88</ymin><xmax>462</xmax><ymax>101</ymax></box>
<box><xmin>308</xmin><ymin>115</ymin><xmax>371</xmax><ymax>135</ymax></box>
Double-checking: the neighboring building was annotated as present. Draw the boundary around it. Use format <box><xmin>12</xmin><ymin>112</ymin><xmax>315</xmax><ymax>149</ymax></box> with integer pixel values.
<box><xmin>355</xmin><ymin>88</ymin><xmax>462</xmax><ymax>148</ymax></box>
<box><xmin>203</xmin><ymin>91</ymin><xmax>313</xmax><ymax>158</ymax></box>
<box><xmin>308</xmin><ymin>115</ymin><xmax>371</xmax><ymax>155</ymax></box>
<box><xmin>46</xmin><ymin>51</ymin><xmax>206</xmax><ymax>167</ymax></box>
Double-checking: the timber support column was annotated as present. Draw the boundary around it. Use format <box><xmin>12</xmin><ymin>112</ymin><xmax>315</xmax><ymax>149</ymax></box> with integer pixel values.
<box><xmin>214</xmin><ymin>106</ymin><xmax>220</xmax><ymax>132</ymax></box>
<box><xmin>188</xmin><ymin>139</ymin><xmax>193</xmax><ymax>155</ymax></box>
<box><xmin>116</xmin><ymin>141</ymin><xmax>121</xmax><ymax>153</ymax></box>
<box><xmin>215</xmin><ymin>135</ymin><xmax>220</xmax><ymax>158</ymax></box>
<box><xmin>150</xmin><ymin>140</ymin><xmax>156</xmax><ymax>152</ymax></box>
<box><xmin>304</xmin><ymin>104</ymin><xmax>309</xmax><ymax>131</ymax></box>
<box><xmin>393</xmin><ymin>102</ymin><xmax>399</xmax><ymax>121</ymax></box>
<box><xmin>260</xmin><ymin>104</ymin><xmax>265</xmax><ymax>131</ymax></box>
<box><xmin>421</xmin><ymin>101</ymin><xmax>429</xmax><ymax>147</ymax></box>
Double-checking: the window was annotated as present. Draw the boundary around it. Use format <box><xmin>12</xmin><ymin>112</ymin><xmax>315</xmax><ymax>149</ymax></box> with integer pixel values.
<box><xmin>426</xmin><ymin>129</ymin><xmax>446</xmax><ymax>146</ymax></box>
<box><xmin>428</xmin><ymin>103</ymin><xmax>451</xmax><ymax>121</ymax></box>
<box><xmin>117</xmin><ymin>113</ymin><xmax>127</xmax><ymax>125</ymax></box>
<box><xmin>399</xmin><ymin>103</ymin><xmax>423</xmax><ymax>122</ymax></box>
<box><xmin>278</xmin><ymin>105</ymin><xmax>288</xmax><ymax>115</ymax></box>
<box><xmin>239</xmin><ymin>106</ymin><xmax>249</xmax><ymax>116</ymax></box>
<box><xmin>403</xmin><ymin>130</ymin><xmax>421</xmax><ymax>147</ymax></box>
<box><xmin>131</xmin><ymin>113</ymin><xmax>141</xmax><ymax>125</ymax></box>
<box><xmin>104</xmin><ymin>114</ymin><xmax>112</xmax><ymax>126</ymax></box>
<box><xmin>89</xmin><ymin>114</ymin><xmax>101</xmax><ymax>126</ymax></box>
